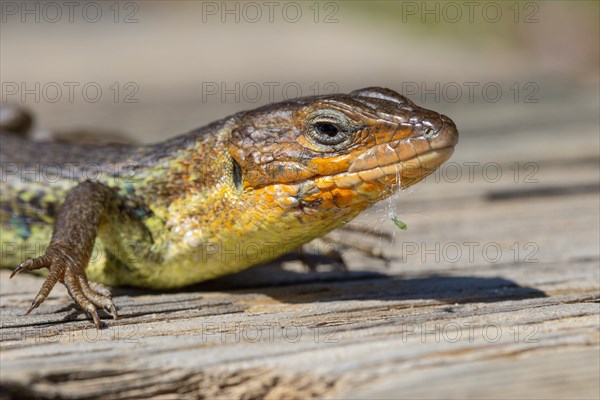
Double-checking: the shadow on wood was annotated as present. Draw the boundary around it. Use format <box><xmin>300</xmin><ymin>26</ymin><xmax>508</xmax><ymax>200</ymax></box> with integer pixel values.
<box><xmin>113</xmin><ymin>270</ymin><xmax>547</xmax><ymax>307</ymax></box>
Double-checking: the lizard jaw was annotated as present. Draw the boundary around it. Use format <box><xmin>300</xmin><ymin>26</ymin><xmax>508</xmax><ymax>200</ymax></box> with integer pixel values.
<box><xmin>311</xmin><ymin>147</ymin><xmax>455</xmax><ymax>197</ymax></box>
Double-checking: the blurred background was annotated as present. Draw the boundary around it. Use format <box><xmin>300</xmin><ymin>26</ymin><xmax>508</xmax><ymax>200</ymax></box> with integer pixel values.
<box><xmin>1</xmin><ymin>1</ymin><xmax>598</xmax><ymax>143</ymax></box>
<box><xmin>2</xmin><ymin>0</ymin><xmax>597</xmax><ymax>260</ymax></box>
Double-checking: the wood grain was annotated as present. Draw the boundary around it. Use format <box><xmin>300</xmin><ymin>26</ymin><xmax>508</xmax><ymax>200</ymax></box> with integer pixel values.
<box><xmin>1</xmin><ymin>89</ymin><xmax>599</xmax><ymax>399</ymax></box>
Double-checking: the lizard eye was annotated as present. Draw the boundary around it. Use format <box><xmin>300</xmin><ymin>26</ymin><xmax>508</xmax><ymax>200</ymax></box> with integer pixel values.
<box><xmin>315</xmin><ymin>122</ymin><xmax>340</xmax><ymax>138</ymax></box>
<box><xmin>309</xmin><ymin>119</ymin><xmax>350</xmax><ymax>146</ymax></box>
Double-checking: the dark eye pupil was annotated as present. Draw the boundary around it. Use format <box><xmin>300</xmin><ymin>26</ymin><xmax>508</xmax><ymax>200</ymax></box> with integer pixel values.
<box><xmin>315</xmin><ymin>122</ymin><xmax>339</xmax><ymax>137</ymax></box>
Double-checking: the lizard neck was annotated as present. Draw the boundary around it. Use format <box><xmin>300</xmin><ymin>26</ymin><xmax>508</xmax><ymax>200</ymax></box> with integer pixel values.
<box><xmin>128</xmin><ymin>117</ymin><xmax>236</xmax><ymax>210</ymax></box>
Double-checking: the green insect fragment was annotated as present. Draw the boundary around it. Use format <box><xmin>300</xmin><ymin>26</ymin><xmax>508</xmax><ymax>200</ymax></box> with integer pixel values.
<box><xmin>389</xmin><ymin>213</ymin><xmax>408</xmax><ymax>231</ymax></box>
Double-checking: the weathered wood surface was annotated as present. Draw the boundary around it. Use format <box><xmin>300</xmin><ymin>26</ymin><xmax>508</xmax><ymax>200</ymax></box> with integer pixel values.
<box><xmin>1</xmin><ymin>87</ymin><xmax>599</xmax><ymax>399</ymax></box>
<box><xmin>0</xmin><ymin>89</ymin><xmax>600</xmax><ymax>399</ymax></box>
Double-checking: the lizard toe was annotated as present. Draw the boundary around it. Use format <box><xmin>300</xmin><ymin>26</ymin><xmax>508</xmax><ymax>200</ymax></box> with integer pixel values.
<box><xmin>10</xmin><ymin>255</ymin><xmax>51</xmax><ymax>278</ymax></box>
<box><xmin>64</xmin><ymin>270</ymin><xmax>106</xmax><ymax>329</ymax></box>
<box><xmin>23</xmin><ymin>263</ymin><xmax>63</xmax><ymax>316</ymax></box>
<box><xmin>78</xmin><ymin>275</ymin><xmax>118</xmax><ymax>320</ymax></box>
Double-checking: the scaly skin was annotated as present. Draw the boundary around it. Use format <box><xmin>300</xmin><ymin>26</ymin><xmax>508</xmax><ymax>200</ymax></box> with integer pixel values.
<box><xmin>0</xmin><ymin>87</ymin><xmax>458</xmax><ymax>326</ymax></box>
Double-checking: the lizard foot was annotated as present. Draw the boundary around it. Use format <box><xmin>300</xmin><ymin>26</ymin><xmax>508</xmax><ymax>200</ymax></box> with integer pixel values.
<box><xmin>336</xmin><ymin>223</ymin><xmax>393</xmax><ymax>242</ymax></box>
<box><xmin>299</xmin><ymin>238</ymin><xmax>347</xmax><ymax>272</ymax></box>
<box><xmin>299</xmin><ymin>227</ymin><xmax>392</xmax><ymax>272</ymax></box>
<box><xmin>321</xmin><ymin>227</ymin><xmax>392</xmax><ymax>267</ymax></box>
<box><xmin>11</xmin><ymin>251</ymin><xmax>117</xmax><ymax>329</ymax></box>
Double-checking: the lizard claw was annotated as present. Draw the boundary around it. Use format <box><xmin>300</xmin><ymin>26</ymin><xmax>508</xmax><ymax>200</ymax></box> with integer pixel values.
<box><xmin>10</xmin><ymin>256</ymin><xmax>49</xmax><ymax>278</ymax></box>
<box><xmin>108</xmin><ymin>304</ymin><xmax>119</xmax><ymax>320</ymax></box>
<box><xmin>12</xmin><ymin>251</ymin><xmax>118</xmax><ymax>329</ymax></box>
<box><xmin>77</xmin><ymin>275</ymin><xmax>118</xmax><ymax>322</ymax></box>
<box><xmin>10</xmin><ymin>265</ymin><xmax>22</xmax><ymax>279</ymax></box>
<box><xmin>87</xmin><ymin>306</ymin><xmax>102</xmax><ymax>330</ymax></box>
<box><xmin>24</xmin><ymin>298</ymin><xmax>42</xmax><ymax>316</ymax></box>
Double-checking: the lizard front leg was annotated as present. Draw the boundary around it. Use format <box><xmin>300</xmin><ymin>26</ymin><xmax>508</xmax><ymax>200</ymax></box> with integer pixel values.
<box><xmin>11</xmin><ymin>180</ymin><xmax>118</xmax><ymax>328</ymax></box>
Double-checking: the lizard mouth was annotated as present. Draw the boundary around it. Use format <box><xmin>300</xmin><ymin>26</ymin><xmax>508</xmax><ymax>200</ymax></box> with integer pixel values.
<box><xmin>313</xmin><ymin>146</ymin><xmax>455</xmax><ymax>192</ymax></box>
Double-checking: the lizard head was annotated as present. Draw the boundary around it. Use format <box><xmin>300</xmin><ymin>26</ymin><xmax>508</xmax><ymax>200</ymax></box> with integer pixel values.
<box><xmin>137</xmin><ymin>87</ymin><xmax>458</xmax><ymax>278</ymax></box>
<box><xmin>227</xmin><ymin>87</ymin><xmax>458</xmax><ymax>215</ymax></box>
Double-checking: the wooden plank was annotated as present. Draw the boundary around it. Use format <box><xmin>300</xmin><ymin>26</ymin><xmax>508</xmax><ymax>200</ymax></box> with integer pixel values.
<box><xmin>1</xmin><ymin>82</ymin><xmax>599</xmax><ymax>400</ymax></box>
<box><xmin>1</xmin><ymin>182</ymin><xmax>598</xmax><ymax>399</ymax></box>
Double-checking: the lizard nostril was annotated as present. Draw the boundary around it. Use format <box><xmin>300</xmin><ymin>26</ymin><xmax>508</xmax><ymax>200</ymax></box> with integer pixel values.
<box><xmin>423</xmin><ymin>125</ymin><xmax>435</xmax><ymax>138</ymax></box>
<box><xmin>416</xmin><ymin>118</ymin><xmax>442</xmax><ymax>139</ymax></box>
<box><xmin>415</xmin><ymin>119</ymin><xmax>443</xmax><ymax>139</ymax></box>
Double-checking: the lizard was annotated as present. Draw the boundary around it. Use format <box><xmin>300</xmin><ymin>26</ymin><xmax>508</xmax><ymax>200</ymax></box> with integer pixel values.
<box><xmin>0</xmin><ymin>87</ymin><xmax>458</xmax><ymax>328</ymax></box>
